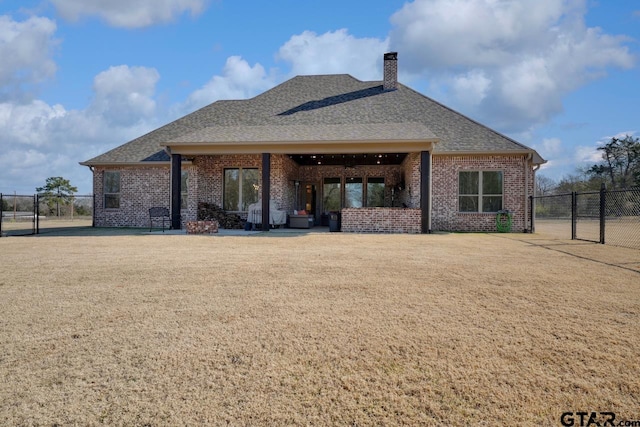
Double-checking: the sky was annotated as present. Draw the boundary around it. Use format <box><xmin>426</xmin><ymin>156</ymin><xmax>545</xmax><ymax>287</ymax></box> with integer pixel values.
<box><xmin>0</xmin><ymin>0</ymin><xmax>638</xmax><ymax>195</ymax></box>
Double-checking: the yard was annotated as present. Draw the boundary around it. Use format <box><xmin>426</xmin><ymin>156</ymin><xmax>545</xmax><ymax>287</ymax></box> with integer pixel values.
<box><xmin>0</xmin><ymin>231</ymin><xmax>638</xmax><ymax>426</ymax></box>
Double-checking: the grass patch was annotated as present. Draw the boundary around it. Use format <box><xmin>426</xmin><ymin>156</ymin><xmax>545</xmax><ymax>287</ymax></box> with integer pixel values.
<box><xmin>0</xmin><ymin>233</ymin><xmax>638</xmax><ymax>425</ymax></box>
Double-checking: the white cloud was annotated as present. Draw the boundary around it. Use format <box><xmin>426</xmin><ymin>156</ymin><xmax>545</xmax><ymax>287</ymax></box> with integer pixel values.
<box><xmin>0</xmin><ymin>15</ymin><xmax>58</xmax><ymax>100</ymax></box>
<box><xmin>50</xmin><ymin>0</ymin><xmax>208</xmax><ymax>28</ymax></box>
<box><xmin>389</xmin><ymin>0</ymin><xmax>635</xmax><ymax>131</ymax></box>
<box><xmin>574</xmin><ymin>144</ymin><xmax>601</xmax><ymax>164</ymax></box>
<box><xmin>450</xmin><ymin>69</ymin><xmax>491</xmax><ymax>108</ymax></box>
<box><xmin>0</xmin><ymin>100</ymin><xmax>65</xmax><ymax>146</ymax></box>
<box><xmin>89</xmin><ymin>65</ymin><xmax>160</xmax><ymax>126</ymax></box>
<box><xmin>180</xmin><ymin>56</ymin><xmax>276</xmax><ymax>113</ymax></box>
<box><xmin>0</xmin><ymin>64</ymin><xmax>163</xmax><ymax>193</ymax></box>
<box><xmin>540</xmin><ymin>137</ymin><xmax>562</xmax><ymax>155</ymax></box>
<box><xmin>277</xmin><ymin>29</ymin><xmax>389</xmax><ymax>81</ymax></box>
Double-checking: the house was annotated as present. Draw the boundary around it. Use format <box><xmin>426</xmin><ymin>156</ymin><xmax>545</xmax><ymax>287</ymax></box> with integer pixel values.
<box><xmin>81</xmin><ymin>52</ymin><xmax>545</xmax><ymax>233</ymax></box>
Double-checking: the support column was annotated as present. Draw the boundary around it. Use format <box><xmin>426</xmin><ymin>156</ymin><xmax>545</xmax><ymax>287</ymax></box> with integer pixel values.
<box><xmin>171</xmin><ymin>153</ymin><xmax>182</xmax><ymax>230</ymax></box>
<box><xmin>420</xmin><ymin>151</ymin><xmax>431</xmax><ymax>234</ymax></box>
<box><xmin>261</xmin><ymin>153</ymin><xmax>271</xmax><ymax>231</ymax></box>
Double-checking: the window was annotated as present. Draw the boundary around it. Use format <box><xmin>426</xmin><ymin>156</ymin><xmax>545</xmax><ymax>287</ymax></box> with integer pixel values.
<box><xmin>181</xmin><ymin>171</ymin><xmax>189</xmax><ymax>208</ymax></box>
<box><xmin>224</xmin><ymin>168</ymin><xmax>259</xmax><ymax>211</ymax></box>
<box><xmin>366</xmin><ymin>177</ymin><xmax>385</xmax><ymax>207</ymax></box>
<box><xmin>104</xmin><ymin>171</ymin><xmax>120</xmax><ymax>209</ymax></box>
<box><xmin>345</xmin><ymin>177</ymin><xmax>363</xmax><ymax>208</ymax></box>
<box><xmin>323</xmin><ymin>177</ymin><xmax>341</xmax><ymax>211</ymax></box>
<box><xmin>459</xmin><ymin>171</ymin><xmax>503</xmax><ymax>212</ymax></box>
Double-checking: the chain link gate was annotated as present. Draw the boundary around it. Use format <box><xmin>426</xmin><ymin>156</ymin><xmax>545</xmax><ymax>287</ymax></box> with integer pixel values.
<box><xmin>575</xmin><ymin>191</ymin><xmax>600</xmax><ymax>243</ymax></box>
<box><xmin>0</xmin><ymin>194</ymin><xmax>37</xmax><ymax>236</ymax></box>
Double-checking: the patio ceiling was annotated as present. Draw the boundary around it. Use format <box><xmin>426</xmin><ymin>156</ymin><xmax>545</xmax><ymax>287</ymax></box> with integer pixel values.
<box><xmin>289</xmin><ymin>153</ymin><xmax>407</xmax><ymax>166</ymax></box>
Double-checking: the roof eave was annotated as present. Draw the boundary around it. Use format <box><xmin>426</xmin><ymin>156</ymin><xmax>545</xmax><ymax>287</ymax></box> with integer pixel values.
<box><xmin>434</xmin><ymin>149</ymin><xmax>546</xmax><ymax>165</ymax></box>
<box><xmin>79</xmin><ymin>160</ymin><xmax>192</xmax><ymax>168</ymax></box>
<box><xmin>164</xmin><ymin>139</ymin><xmax>439</xmax><ymax>155</ymax></box>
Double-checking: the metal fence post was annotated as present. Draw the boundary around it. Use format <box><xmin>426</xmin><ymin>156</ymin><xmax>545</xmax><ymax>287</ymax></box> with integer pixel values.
<box><xmin>36</xmin><ymin>194</ymin><xmax>40</xmax><ymax>234</ymax></box>
<box><xmin>32</xmin><ymin>194</ymin><xmax>37</xmax><ymax>235</ymax></box>
<box><xmin>529</xmin><ymin>195</ymin><xmax>535</xmax><ymax>233</ymax></box>
<box><xmin>571</xmin><ymin>191</ymin><xmax>577</xmax><ymax>240</ymax></box>
<box><xmin>599</xmin><ymin>183</ymin><xmax>606</xmax><ymax>244</ymax></box>
<box><xmin>92</xmin><ymin>194</ymin><xmax>96</xmax><ymax>228</ymax></box>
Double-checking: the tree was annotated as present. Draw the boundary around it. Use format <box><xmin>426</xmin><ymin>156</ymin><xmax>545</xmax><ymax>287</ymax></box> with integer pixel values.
<box><xmin>555</xmin><ymin>171</ymin><xmax>602</xmax><ymax>194</ymax></box>
<box><xmin>36</xmin><ymin>177</ymin><xmax>78</xmax><ymax>217</ymax></box>
<box><xmin>535</xmin><ymin>174</ymin><xmax>557</xmax><ymax>196</ymax></box>
<box><xmin>587</xmin><ymin>135</ymin><xmax>640</xmax><ymax>189</ymax></box>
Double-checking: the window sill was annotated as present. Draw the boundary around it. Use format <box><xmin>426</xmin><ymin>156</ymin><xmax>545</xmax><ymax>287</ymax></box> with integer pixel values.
<box><xmin>458</xmin><ymin>211</ymin><xmax>500</xmax><ymax>214</ymax></box>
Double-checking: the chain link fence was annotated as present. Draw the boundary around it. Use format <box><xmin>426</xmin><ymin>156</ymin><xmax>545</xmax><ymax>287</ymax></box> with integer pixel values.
<box><xmin>36</xmin><ymin>194</ymin><xmax>94</xmax><ymax>234</ymax></box>
<box><xmin>530</xmin><ymin>187</ymin><xmax>640</xmax><ymax>250</ymax></box>
<box><xmin>1</xmin><ymin>194</ymin><xmax>94</xmax><ymax>237</ymax></box>
<box><xmin>0</xmin><ymin>194</ymin><xmax>37</xmax><ymax>236</ymax></box>
<box><xmin>605</xmin><ymin>188</ymin><xmax>640</xmax><ymax>250</ymax></box>
<box><xmin>530</xmin><ymin>193</ymin><xmax>572</xmax><ymax>240</ymax></box>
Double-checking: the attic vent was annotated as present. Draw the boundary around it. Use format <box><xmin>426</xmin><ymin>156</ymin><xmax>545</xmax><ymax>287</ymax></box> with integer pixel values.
<box><xmin>383</xmin><ymin>52</ymin><xmax>398</xmax><ymax>91</ymax></box>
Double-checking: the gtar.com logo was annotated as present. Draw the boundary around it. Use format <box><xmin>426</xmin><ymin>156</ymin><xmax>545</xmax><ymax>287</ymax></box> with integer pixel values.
<box><xmin>560</xmin><ymin>412</ymin><xmax>616</xmax><ymax>427</ymax></box>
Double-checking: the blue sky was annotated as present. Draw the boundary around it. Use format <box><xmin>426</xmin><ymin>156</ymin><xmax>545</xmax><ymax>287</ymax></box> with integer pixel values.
<box><xmin>0</xmin><ymin>0</ymin><xmax>638</xmax><ymax>194</ymax></box>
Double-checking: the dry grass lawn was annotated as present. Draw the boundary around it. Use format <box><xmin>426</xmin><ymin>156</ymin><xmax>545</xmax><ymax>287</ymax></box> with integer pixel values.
<box><xmin>0</xmin><ymin>231</ymin><xmax>638</xmax><ymax>426</ymax></box>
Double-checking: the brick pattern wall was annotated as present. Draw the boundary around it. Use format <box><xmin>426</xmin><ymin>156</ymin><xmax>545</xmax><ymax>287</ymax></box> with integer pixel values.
<box><xmin>342</xmin><ymin>208</ymin><xmax>421</xmax><ymax>233</ymax></box>
<box><xmin>192</xmin><ymin>154</ymin><xmax>294</xmax><ymax>217</ymax></box>
<box><xmin>431</xmin><ymin>155</ymin><xmax>533</xmax><ymax>232</ymax></box>
<box><xmin>93</xmin><ymin>166</ymin><xmax>170</xmax><ymax>227</ymax></box>
<box><xmin>270</xmin><ymin>155</ymin><xmax>299</xmax><ymax>213</ymax></box>
<box><xmin>383</xmin><ymin>55</ymin><xmax>398</xmax><ymax>91</ymax></box>
<box><xmin>399</xmin><ymin>153</ymin><xmax>420</xmax><ymax>208</ymax></box>
<box><xmin>193</xmin><ymin>154</ymin><xmax>262</xmax><ymax>208</ymax></box>
<box><xmin>182</xmin><ymin>164</ymin><xmax>197</xmax><ymax>226</ymax></box>
<box><xmin>93</xmin><ymin>153</ymin><xmax>535</xmax><ymax>232</ymax></box>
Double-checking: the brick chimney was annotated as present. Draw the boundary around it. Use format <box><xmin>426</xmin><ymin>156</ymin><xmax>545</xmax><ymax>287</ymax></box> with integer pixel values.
<box><xmin>383</xmin><ymin>52</ymin><xmax>398</xmax><ymax>91</ymax></box>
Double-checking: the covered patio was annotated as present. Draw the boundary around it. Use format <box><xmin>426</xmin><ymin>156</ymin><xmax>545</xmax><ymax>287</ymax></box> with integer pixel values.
<box><xmin>164</xmin><ymin>125</ymin><xmax>437</xmax><ymax>233</ymax></box>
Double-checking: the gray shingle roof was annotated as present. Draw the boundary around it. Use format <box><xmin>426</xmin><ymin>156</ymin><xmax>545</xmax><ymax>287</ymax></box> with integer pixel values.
<box><xmin>168</xmin><ymin>123</ymin><xmax>438</xmax><ymax>143</ymax></box>
<box><xmin>81</xmin><ymin>74</ymin><xmax>543</xmax><ymax>165</ymax></box>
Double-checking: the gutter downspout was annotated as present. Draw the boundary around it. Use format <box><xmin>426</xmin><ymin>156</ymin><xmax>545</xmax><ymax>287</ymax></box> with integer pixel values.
<box><xmin>530</xmin><ymin>157</ymin><xmax>543</xmax><ymax>234</ymax></box>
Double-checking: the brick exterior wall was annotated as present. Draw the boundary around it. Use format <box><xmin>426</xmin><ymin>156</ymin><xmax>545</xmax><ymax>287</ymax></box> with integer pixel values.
<box><xmin>193</xmin><ymin>154</ymin><xmax>262</xmax><ymax>208</ymax></box>
<box><xmin>399</xmin><ymin>153</ymin><xmax>421</xmax><ymax>208</ymax></box>
<box><xmin>93</xmin><ymin>166</ymin><xmax>171</xmax><ymax>227</ymax></box>
<box><xmin>93</xmin><ymin>152</ymin><xmax>535</xmax><ymax>232</ymax></box>
<box><xmin>342</xmin><ymin>208</ymin><xmax>421</xmax><ymax>233</ymax></box>
<box><xmin>431</xmin><ymin>154</ymin><xmax>534</xmax><ymax>232</ymax></box>
<box><xmin>271</xmin><ymin>155</ymin><xmax>299</xmax><ymax>213</ymax></box>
